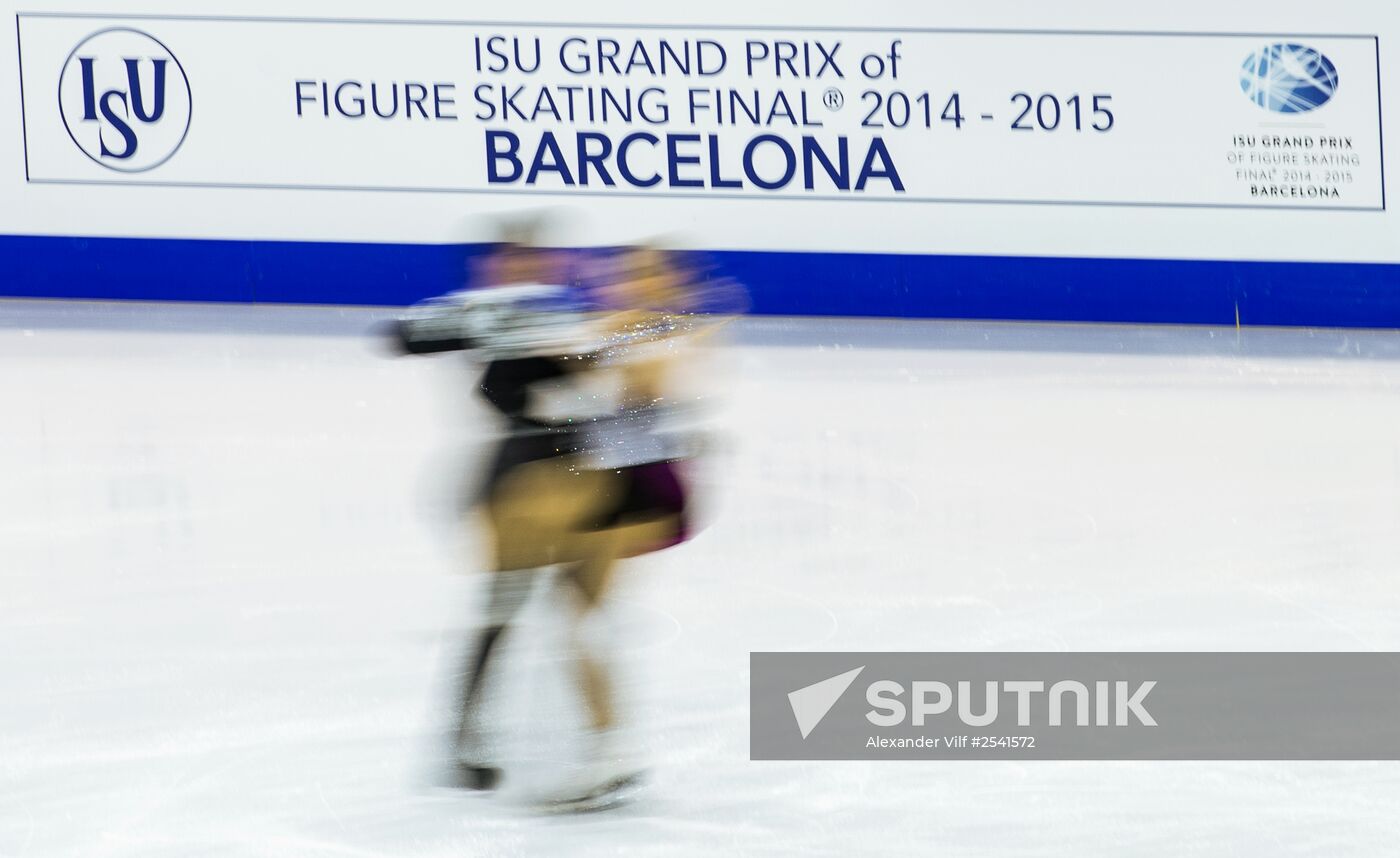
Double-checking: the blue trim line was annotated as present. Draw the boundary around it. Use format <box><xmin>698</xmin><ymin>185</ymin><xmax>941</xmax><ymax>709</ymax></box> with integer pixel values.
<box><xmin>3</xmin><ymin>233</ymin><xmax>1399</xmax><ymax>328</ymax></box>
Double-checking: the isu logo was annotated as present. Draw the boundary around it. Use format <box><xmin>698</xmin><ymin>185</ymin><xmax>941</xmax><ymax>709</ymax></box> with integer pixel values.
<box><xmin>58</xmin><ymin>28</ymin><xmax>192</xmax><ymax>172</ymax></box>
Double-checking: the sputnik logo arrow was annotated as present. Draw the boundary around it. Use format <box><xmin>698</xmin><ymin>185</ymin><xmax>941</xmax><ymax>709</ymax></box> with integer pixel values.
<box><xmin>788</xmin><ymin>666</ymin><xmax>865</xmax><ymax>739</ymax></box>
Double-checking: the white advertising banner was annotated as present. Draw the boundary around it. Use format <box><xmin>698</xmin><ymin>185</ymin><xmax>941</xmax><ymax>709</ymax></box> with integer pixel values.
<box><xmin>16</xmin><ymin>16</ymin><xmax>1387</xmax><ymax>209</ymax></box>
<box><xmin>1</xmin><ymin>1</ymin><xmax>1397</xmax><ymax>266</ymax></box>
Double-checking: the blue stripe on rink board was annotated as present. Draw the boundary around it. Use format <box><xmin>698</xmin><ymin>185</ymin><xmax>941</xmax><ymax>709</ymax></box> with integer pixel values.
<box><xmin>3</xmin><ymin>233</ymin><xmax>1400</xmax><ymax>328</ymax></box>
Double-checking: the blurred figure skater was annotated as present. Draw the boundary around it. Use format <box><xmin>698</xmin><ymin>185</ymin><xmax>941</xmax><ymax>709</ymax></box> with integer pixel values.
<box><xmin>392</xmin><ymin>229</ymin><xmax>589</xmax><ymax>791</ymax></box>
<box><xmin>392</xmin><ymin>233</ymin><xmax>728</xmax><ymax>809</ymax></box>
<box><xmin>530</xmin><ymin>245</ymin><xmax>707</xmax><ymax>805</ymax></box>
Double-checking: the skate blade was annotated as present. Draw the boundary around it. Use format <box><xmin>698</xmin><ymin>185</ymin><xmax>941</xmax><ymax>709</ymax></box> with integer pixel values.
<box><xmin>535</xmin><ymin>771</ymin><xmax>646</xmax><ymax>815</ymax></box>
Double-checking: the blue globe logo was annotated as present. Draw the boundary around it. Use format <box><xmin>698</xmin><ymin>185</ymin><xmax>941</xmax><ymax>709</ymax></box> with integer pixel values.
<box><xmin>1241</xmin><ymin>44</ymin><xmax>1339</xmax><ymax>113</ymax></box>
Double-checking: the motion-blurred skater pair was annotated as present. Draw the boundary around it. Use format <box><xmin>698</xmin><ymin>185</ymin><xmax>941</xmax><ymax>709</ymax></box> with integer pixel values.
<box><xmin>392</xmin><ymin>221</ymin><xmax>738</xmax><ymax>810</ymax></box>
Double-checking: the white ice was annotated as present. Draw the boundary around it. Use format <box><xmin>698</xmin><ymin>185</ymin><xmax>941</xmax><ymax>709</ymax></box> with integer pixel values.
<box><xmin>3</xmin><ymin>300</ymin><xmax>1400</xmax><ymax>857</ymax></box>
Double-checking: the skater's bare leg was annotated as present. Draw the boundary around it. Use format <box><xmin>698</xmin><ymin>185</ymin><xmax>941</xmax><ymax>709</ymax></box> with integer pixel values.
<box><xmin>545</xmin><ymin>540</ymin><xmax>658</xmax><ymax>805</ymax></box>
<box><xmin>560</xmin><ymin>513</ymin><xmax>681</xmax><ymax>731</ymax></box>
<box><xmin>563</xmin><ymin>553</ymin><xmax>621</xmax><ymax>732</ymax></box>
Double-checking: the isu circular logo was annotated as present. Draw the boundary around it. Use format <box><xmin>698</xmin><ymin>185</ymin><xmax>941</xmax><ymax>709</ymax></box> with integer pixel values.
<box><xmin>1240</xmin><ymin>43</ymin><xmax>1339</xmax><ymax>114</ymax></box>
<box><xmin>58</xmin><ymin>28</ymin><xmax>192</xmax><ymax>172</ymax></box>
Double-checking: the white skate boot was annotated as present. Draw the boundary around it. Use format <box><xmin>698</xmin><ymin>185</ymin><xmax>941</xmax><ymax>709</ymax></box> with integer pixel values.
<box><xmin>539</xmin><ymin>728</ymin><xmax>647</xmax><ymax>812</ymax></box>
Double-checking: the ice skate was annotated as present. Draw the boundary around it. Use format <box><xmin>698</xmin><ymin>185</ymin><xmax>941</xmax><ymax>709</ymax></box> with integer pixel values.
<box><xmin>446</xmin><ymin>697</ymin><xmax>503</xmax><ymax>792</ymax></box>
<box><xmin>537</xmin><ymin>729</ymin><xmax>647</xmax><ymax>813</ymax></box>
<box><xmin>447</xmin><ymin>760</ymin><xmax>503</xmax><ymax>792</ymax></box>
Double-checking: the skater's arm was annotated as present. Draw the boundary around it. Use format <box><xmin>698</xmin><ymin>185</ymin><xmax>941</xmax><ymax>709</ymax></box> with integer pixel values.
<box><xmin>387</xmin><ymin>314</ymin><xmax>479</xmax><ymax>355</ymax></box>
<box><xmin>478</xmin><ymin>356</ymin><xmax>572</xmax><ymax>425</ymax></box>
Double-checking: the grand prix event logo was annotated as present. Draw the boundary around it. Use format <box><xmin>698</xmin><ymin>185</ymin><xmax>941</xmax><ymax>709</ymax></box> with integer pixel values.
<box><xmin>1240</xmin><ymin>43</ymin><xmax>1339</xmax><ymax>114</ymax></box>
<box><xmin>58</xmin><ymin>28</ymin><xmax>192</xmax><ymax>172</ymax></box>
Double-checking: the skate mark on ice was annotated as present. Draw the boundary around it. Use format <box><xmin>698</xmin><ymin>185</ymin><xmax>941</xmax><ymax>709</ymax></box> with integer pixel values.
<box><xmin>748</xmin><ymin>581</ymin><xmax>840</xmax><ymax>652</ymax></box>
<box><xmin>317</xmin><ymin>780</ymin><xmax>349</xmax><ymax>832</ymax></box>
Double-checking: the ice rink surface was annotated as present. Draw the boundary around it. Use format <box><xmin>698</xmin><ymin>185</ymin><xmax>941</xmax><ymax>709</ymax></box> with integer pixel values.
<box><xmin>4</xmin><ymin>299</ymin><xmax>1400</xmax><ymax>857</ymax></box>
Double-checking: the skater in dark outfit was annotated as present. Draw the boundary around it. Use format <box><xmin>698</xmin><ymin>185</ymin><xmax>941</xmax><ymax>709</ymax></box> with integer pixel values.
<box><xmin>393</xmin><ymin>239</ymin><xmax>593</xmax><ymax>790</ymax></box>
<box><xmin>392</xmin><ymin>238</ymin><xmax>729</xmax><ymax>808</ymax></box>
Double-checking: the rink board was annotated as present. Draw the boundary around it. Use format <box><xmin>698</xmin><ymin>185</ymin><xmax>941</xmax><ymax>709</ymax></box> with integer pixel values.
<box><xmin>2</xmin><ymin>3</ymin><xmax>1399</xmax><ymax>324</ymax></box>
<box><xmin>3</xmin><ymin>234</ymin><xmax>1400</xmax><ymax>327</ymax></box>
